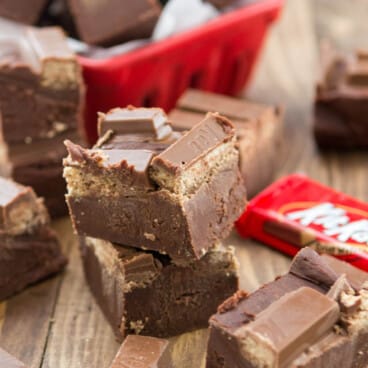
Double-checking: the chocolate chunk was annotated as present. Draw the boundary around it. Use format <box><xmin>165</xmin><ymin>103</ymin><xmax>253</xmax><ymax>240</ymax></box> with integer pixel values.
<box><xmin>171</xmin><ymin>89</ymin><xmax>284</xmax><ymax>197</ymax></box>
<box><xmin>80</xmin><ymin>236</ymin><xmax>238</xmax><ymax>339</ymax></box>
<box><xmin>98</xmin><ymin>107</ymin><xmax>173</xmax><ymax>141</ymax></box>
<box><xmin>234</xmin><ymin>288</ymin><xmax>339</xmax><ymax>368</ymax></box>
<box><xmin>0</xmin><ymin>177</ymin><xmax>48</xmax><ymax>235</ymax></box>
<box><xmin>110</xmin><ymin>335</ymin><xmax>172</xmax><ymax>368</ymax></box>
<box><xmin>0</xmin><ymin>0</ymin><xmax>48</xmax><ymax>24</ymax></box>
<box><xmin>0</xmin><ymin>18</ymin><xmax>84</xmax><ymax>144</ymax></box>
<box><xmin>0</xmin><ymin>347</ymin><xmax>28</xmax><ymax>368</ymax></box>
<box><xmin>67</xmin><ymin>0</ymin><xmax>161</xmax><ymax>46</ymax></box>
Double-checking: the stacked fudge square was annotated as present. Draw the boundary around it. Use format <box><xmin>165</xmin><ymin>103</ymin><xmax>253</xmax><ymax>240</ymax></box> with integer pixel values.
<box><xmin>0</xmin><ymin>17</ymin><xmax>85</xmax><ymax>217</ymax></box>
<box><xmin>63</xmin><ymin>106</ymin><xmax>246</xmax><ymax>339</ymax></box>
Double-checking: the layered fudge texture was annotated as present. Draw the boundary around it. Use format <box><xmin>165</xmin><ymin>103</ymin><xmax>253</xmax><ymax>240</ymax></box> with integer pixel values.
<box><xmin>64</xmin><ymin>107</ymin><xmax>246</xmax><ymax>264</ymax></box>
<box><xmin>170</xmin><ymin>89</ymin><xmax>284</xmax><ymax>198</ymax></box>
<box><xmin>80</xmin><ymin>236</ymin><xmax>239</xmax><ymax>340</ymax></box>
<box><xmin>315</xmin><ymin>46</ymin><xmax>368</xmax><ymax>149</ymax></box>
<box><xmin>0</xmin><ymin>347</ymin><xmax>28</xmax><ymax>368</ymax></box>
<box><xmin>206</xmin><ymin>247</ymin><xmax>368</xmax><ymax>368</ymax></box>
<box><xmin>67</xmin><ymin>0</ymin><xmax>161</xmax><ymax>46</ymax></box>
<box><xmin>110</xmin><ymin>335</ymin><xmax>172</xmax><ymax>368</ymax></box>
<box><xmin>0</xmin><ymin>177</ymin><xmax>67</xmax><ymax>301</ymax></box>
<box><xmin>0</xmin><ymin>18</ymin><xmax>85</xmax><ymax>216</ymax></box>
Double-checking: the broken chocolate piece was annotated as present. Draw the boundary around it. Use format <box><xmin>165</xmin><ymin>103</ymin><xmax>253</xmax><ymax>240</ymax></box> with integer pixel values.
<box><xmin>80</xmin><ymin>236</ymin><xmax>238</xmax><ymax>340</ymax></box>
<box><xmin>67</xmin><ymin>0</ymin><xmax>161</xmax><ymax>46</ymax></box>
<box><xmin>110</xmin><ymin>335</ymin><xmax>172</xmax><ymax>368</ymax></box>
<box><xmin>171</xmin><ymin>89</ymin><xmax>284</xmax><ymax>197</ymax></box>
<box><xmin>0</xmin><ymin>347</ymin><xmax>28</xmax><ymax>368</ymax></box>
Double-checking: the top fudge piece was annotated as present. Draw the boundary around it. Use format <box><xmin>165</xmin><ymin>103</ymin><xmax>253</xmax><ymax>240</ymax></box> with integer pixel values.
<box><xmin>170</xmin><ymin>89</ymin><xmax>284</xmax><ymax>197</ymax></box>
<box><xmin>110</xmin><ymin>335</ymin><xmax>172</xmax><ymax>368</ymax></box>
<box><xmin>206</xmin><ymin>247</ymin><xmax>368</xmax><ymax>368</ymax></box>
<box><xmin>0</xmin><ymin>176</ymin><xmax>48</xmax><ymax>236</ymax></box>
<box><xmin>64</xmin><ymin>107</ymin><xmax>246</xmax><ymax>264</ymax></box>
<box><xmin>0</xmin><ymin>18</ymin><xmax>84</xmax><ymax>143</ymax></box>
<box><xmin>0</xmin><ymin>0</ymin><xmax>48</xmax><ymax>24</ymax></box>
<box><xmin>67</xmin><ymin>0</ymin><xmax>161</xmax><ymax>46</ymax></box>
<box><xmin>314</xmin><ymin>45</ymin><xmax>368</xmax><ymax>149</ymax></box>
<box><xmin>0</xmin><ymin>347</ymin><xmax>28</xmax><ymax>368</ymax></box>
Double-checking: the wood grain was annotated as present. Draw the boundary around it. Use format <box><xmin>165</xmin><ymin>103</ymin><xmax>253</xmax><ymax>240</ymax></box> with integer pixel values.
<box><xmin>1</xmin><ymin>0</ymin><xmax>367</xmax><ymax>367</ymax></box>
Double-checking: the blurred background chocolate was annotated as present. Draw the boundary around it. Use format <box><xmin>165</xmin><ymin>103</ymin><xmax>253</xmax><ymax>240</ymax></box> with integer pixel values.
<box><xmin>0</xmin><ymin>0</ymin><xmax>48</xmax><ymax>24</ymax></box>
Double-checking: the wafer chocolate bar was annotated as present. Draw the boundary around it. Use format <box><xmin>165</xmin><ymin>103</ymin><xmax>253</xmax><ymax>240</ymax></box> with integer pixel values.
<box><xmin>170</xmin><ymin>89</ymin><xmax>284</xmax><ymax>197</ymax></box>
<box><xmin>206</xmin><ymin>247</ymin><xmax>368</xmax><ymax>368</ymax></box>
<box><xmin>80</xmin><ymin>236</ymin><xmax>238</xmax><ymax>340</ymax></box>
<box><xmin>236</xmin><ymin>174</ymin><xmax>368</xmax><ymax>271</ymax></box>
<box><xmin>0</xmin><ymin>18</ymin><xmax>84</xmax><ymax>144</ymax></box>
<box><xmin>0</xmin><ymin>347</ymin><xmax>28</xmax><ymax>368</ymax></box>
<box><xmin>64</xmin><ymin>107</ymin><xmax>246</xmax><ymax>264</ymax></box>
<box><xmin>67</xmin><ymin>0</ymin><xmax>161</xmax><ymax>46</ymax></box>
<box><xmin>0</xmin><ymin>177</ymin><xmax>67</xmax><ymax>301</ymax></box>
<box><xmin>314</xmin><ymin>45</ymin><xmax>368</xmax><ymax>149</ymax></box>
<box><xmin>0</xmin><ymin>0</ymin><xmax>48</xmax><ymax>24</ymax></box>
<box><xmin>110</xmin><ymin>335</ymin><xmax>172</xmax><ymax>368</ymax></box>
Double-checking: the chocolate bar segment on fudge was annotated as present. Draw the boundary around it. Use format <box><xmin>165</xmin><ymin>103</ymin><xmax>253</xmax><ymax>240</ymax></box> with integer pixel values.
<box><xmin>0</xmin><ymin>18</ymin><xmax>84</xmax><ymax>143</ymax></box>
<box><xmin>206</xmin><ymin>247</ymin><xmax>368</xmax><ymax>368</ymax></box>
<box><xmin>169</xmin><ymin>89</ymin><xmax>284</xmax><ymax>197</ymax></box>
<box><xmin>64</xmin><ymin>107</ymin><xmax>246</xmax><ymax>264</ymax></box>
<box><xmin>80</xmin><ymin>236</ymin><xmax>238</xmax><ymax>340</ymax></box>
<box><xmin>0</xmin><ymin>177</ymin><xmax>67</xmax><ymax>301</ymax></box>
<box><xmin>314</xmin><ymin>46</ymin><xmax>368</xmax><ymax>149</ymax></box>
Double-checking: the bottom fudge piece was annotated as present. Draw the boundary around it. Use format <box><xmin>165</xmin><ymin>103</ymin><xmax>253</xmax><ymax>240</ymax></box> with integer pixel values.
<box><xmin>206</xmin><ymin>247</ymin><xmax>368</xmax><ymax>368</ymax></box>
<box><xmin>80</xmin><ymin>236</ymin><xmax>239</xmax><ymax>340</ymax></box>
<box><xmin>0</xmin><ymin>347</ymin><xmax>27</xmax><ymax>368</ymax></box>
<box><xmin>0</xmin><ymin>177</ymin><xmax>67</xmax><ymax>301</ymax></box>
<box><xmin>110</xmin><ymin>335</ymin><xmax>172</xmax><ymax>368</ymax></box>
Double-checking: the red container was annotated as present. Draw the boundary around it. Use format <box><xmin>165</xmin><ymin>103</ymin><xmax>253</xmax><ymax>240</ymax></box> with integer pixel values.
<box><xmin>78</xmin><ymin>0</ymin><xmax>283</xmax><ymax>143</ymax></box>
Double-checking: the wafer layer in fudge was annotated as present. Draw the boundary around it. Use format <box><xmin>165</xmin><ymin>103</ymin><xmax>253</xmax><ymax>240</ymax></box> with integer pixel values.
<box><xmin>0</xmin><ymin>18</ymin><xmax>84</xmax><ymax>144</ymax></box>
<box><xmin>0</xmin><ymin>177</ymin><xmax>67</xmax><ymax>301</ymax></box>
<box><xmin>64</xmin><ymin>107</ymin><xmax>246</xmax><ymax>264</ymax></box>
<box><xmin>314</xmin><ymin>45</ymin><xmax>368</xmax><ymax>149</ymax></box>
<box><xmin>67</xmin><ymin>0</ymin><xmax>161</xmax><ymax>46</ymax></box>
<box><xmin>170</xmin><ymin>89</ymin><xmax>284</xmax><ymax>197</ymax></box>
<box><xmin>110</xmin><ymin>335</ymin><xmax>172</xmax><ymax>368</ymax></box>
<box><xmin>80</xmin><ymin>236</ymin><xmax>238</xmax><ymax>340</ymax></box>
<box><xmin>206</xmin><ymin>247</ymin><xmax>368</xmax><ymax>368</ymax></box>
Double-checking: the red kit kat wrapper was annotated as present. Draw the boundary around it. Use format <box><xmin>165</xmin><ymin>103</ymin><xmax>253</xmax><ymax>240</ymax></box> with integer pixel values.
<box><xmin>236</xmin><ymin>174</ymin><xmax>368</xmax><ymax>271</ymax></box>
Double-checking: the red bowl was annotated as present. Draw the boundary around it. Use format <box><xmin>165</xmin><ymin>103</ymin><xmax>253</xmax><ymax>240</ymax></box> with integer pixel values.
<box><xmin>78</xmin><ymin>0</ymin><xmax>284</xmax><ymax>143</ymax></box>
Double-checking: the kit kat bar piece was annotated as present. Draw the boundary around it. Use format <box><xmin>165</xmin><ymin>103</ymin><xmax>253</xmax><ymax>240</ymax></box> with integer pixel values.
<box><xmin>110</xmin><ymin>335</ymin><xmax>172</xmax><ymax>368</ymax></box>
<box><xmin>0</xmin><ymin>347</ymin><xmax>28</xmax><ymax>368</ymax></box>
<box><xmin>64</xmin><ymin>108</ymin><xmax>246</xmax><ymax>264</ymax></box>
<box><xmin>0</xmin><ymin>0</ymin><xmax>48</xmax><ymax>24</ymax></box>
<box><xmin>0</xmin><ymin>178</ymin><xmax>67</xmax><ymax>301</ymax></box>
<box><xmin>67</xmin><ymin>0</ymin><xmax>161</xmax><ymax>46</ymax></box>
<box><xmin>0</xmin><ymin>19</ymin><xmax>84</xmax><ymax>143</ymax></box>
<box><xmin>80</xmin><ymin>236</ymin><xmax>238</xmax><ymax>340</ymax></box>
<box><xmin>171</xmin><ymin>89</ymin><xmax>284</xmax><ymax>197</ymax></box>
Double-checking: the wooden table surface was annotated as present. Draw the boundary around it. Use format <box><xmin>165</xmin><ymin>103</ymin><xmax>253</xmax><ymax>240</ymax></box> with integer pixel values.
<box><xmin>1</xmin><ymin>1</ymin><xmax>367</xmax><ymax>367</ymax></box>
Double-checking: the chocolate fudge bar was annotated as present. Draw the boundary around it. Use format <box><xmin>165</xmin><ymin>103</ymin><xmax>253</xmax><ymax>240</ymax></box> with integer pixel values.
<box><xmin>110</xmin><ymin>335</ymin><xmax>172</xmax><ymax>368</ymax></box>
<box><xmin>0</xmin><ymin>347</ymin><xmax>28</xmax><ymax>368</ymax></box>
<box><xmin>0</xmin><ymin>0</ymin><xmax>48</xmax><ymax>24</ymax></box>
<box><xmin>0</xmin><ymin>18</ymin><xmax>84</xmax><ymax>143</ymax></box>
<box><xmin>170</xmin><ymin>89</ymin><xmax>284</xmax><ymax>198</ymax></box>
<box><xmin>67</xmin><ymin>0</ymin><xmax>161</xmax><ymax>46</ymax></box>
<box><xmin>206</xmin><ymin>247</ymin><xmax>368</xmax><ymax>368</ymax></box>
<box><xmin>80</xmin><ymin>236</ymin><xmax>238</xmax><ymax>340</ymax></box>
<box><xmin>0</xmin><ymin>177</ymin><xmax>67</xmax><ymax>301</ymax></box>
<box><xmin>314</xmin><ymin>46</ymin><xmax>368</xmax><ymax>149</ymax></box>
<box><xmin>64</xmin><ymin>107</ymin><xmax>246</xmax><ymax>264</ymax></box>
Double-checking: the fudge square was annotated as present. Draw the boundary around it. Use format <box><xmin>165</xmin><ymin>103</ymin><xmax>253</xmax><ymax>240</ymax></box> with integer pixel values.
<box><xmin>0</xmin><ymin>18</ymin><xmax>84</xmax><ymax>144</ymax></box>
<box><xmin>206</xmin><ymin>247</ymin><xmax>368</xmax><ymax>368</ymax></box>
<box><xmin>80</xmin><ymin>236</ymin><xmax>238</xmax><ymax>340</ymax></box>
<box><xmin>0</xmin><ymin>177</ymin><xmax>67</xmax><ymax>301</ymax></box>
<box><xmin>170</xmin><ymin>89</ymin><xmax>284</xmax><ymax>198</ymax></box>
<box><xmin>64</xmin><ymin>107</ymin><xmax>246</xmax><ymax>264</ymax></box>
<box><xmin>109</xmin><ymin>335</ymin><xmax>172</xmax><ymax>368</ymax></box>
<box><xmin>314</xmin><ymin>46</ymin><xmax>368</xmax><ymax>149</ymax></box>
